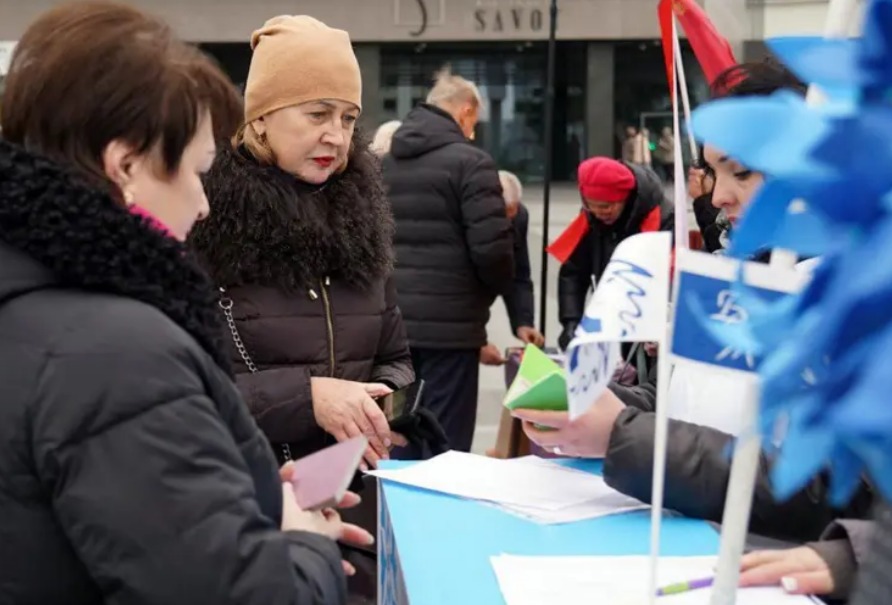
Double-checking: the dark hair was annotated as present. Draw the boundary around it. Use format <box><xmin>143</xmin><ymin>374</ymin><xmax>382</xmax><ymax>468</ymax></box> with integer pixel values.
<box><xmin>709</xmin><ymin>57</ymin><xmax>807</xmax><ymax>100</ymax></box>
<box><xmin>1</xmin><ymin>1</ymin><xmax>242</xmax><ymax>195</ymax></box>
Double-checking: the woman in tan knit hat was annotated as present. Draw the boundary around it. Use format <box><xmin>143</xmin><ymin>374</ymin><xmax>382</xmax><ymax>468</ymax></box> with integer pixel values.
<box><xmin>190</xmin><ymin>15</ymin><xmax>415</xmax><ymax>593</ymax></box>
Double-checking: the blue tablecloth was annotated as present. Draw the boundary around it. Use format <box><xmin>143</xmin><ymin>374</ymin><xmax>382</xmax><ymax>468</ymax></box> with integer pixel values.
<box><xmin>377</xmin><ymin>459</ymin><xmax>721</xmax><ymax>605</ymax></box>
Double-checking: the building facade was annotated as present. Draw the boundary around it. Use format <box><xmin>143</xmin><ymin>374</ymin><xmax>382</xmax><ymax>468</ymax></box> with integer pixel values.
<box><xmin>0</xmin><ymin>0</ymin><xmax>858</xmax><ymax>180</ymax></box>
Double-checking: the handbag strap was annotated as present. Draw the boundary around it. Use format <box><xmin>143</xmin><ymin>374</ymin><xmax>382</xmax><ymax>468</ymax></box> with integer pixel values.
<box><xmin>218</xmin><ymin>288</ymin><xmax>293</xmax><ymax>461</ymax></box>
<box><xmin>218</xmin><ymin>287</ymin><xmax>257</xmax><ymax>374</ymax></box>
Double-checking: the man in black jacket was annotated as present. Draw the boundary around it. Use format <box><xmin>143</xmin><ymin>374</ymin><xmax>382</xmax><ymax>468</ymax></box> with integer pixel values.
<box><xmin>382</xmin><ymin>68</ymin><xmax>515</xmax><ymax>453</ymax></box>
<box><xmin>553</xmin><ymin>156</ymin><xmax>673</xmax><ymax>350</ymax></box>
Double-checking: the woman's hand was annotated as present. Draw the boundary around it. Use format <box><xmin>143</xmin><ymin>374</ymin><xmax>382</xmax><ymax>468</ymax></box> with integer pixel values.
<box><xmin>362</xmin><ymin>382</ymin><xmax>392</xmax><ymax>398</ymax></box>
<box><xmin>310</xmin><ymin>377</ymin><xmax>392</xmax><ymax>468</ymax></box>
<box><xmin>739</xmin><ymin>547</ymin><xmax>834</xmax><ymax>595</ymax></box>
<box><xmin>280</xmin><ymin>463</ymin><xmax>374</xmax><ymax>577</ymax></box>
<box><xmin>511</xmin><ymin>388</ymin><xmax>626</xmax><ymax>458</ymax></box>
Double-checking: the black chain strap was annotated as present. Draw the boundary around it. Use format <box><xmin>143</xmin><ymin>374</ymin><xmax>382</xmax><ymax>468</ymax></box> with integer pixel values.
<box><xmin>218</xmin><ymin>288</ymin><xmax>293</xmax><ymax>462</ymax></box>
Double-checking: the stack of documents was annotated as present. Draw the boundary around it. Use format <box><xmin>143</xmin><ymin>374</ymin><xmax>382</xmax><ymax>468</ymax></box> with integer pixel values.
<box><xmin>490</xmin><ymin>555</ymin><xmax>819</xmax><ymax>605</ymax></box>
<box><xmin>369</xmin><ymin>452</ymin><xmax>647</xmax><ymax>524</ymax></box>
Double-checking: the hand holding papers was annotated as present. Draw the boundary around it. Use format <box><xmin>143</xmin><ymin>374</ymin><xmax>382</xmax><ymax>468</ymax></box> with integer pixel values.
<box><xmin>368</xmin><ymin>452</ymin><xmax>647</xmax><ymax>524</ymax></box>
<box><xmin>511</xmin><ymin>388</ymin><xmax>627</xmax><ymax>459</ymax></box>
<box><xmin>503</xmin><ymin>345</ymin><xmax>567</xmax><ymax>413</ymax></box>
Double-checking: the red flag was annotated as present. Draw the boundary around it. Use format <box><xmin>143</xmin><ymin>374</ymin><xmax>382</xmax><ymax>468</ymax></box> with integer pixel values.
<box><xmin>546</xmin><ymin>211</ymin><xmax>590</xmax><ymax>264</ymax></box>
<box><xmin>659</xmin><ymin>0</ymin><xmax>737</xmax><ymax>93</ymax></box>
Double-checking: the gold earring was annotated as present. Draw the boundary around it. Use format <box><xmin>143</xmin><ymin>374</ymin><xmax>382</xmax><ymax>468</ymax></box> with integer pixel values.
<box><xmin>123</xmin><ymin>189</ymin><xmax>135</xmax><ymax>207</ymax></box>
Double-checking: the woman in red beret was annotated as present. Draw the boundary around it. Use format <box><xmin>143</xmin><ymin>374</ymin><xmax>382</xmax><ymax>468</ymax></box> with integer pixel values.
<box><xmin>552</xmin><ymin>156</ymin><xmax>674</xmax><ymax>350</ymax></box>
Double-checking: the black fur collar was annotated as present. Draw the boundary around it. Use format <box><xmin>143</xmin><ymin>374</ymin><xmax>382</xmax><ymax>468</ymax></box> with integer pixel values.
<box><xmin>0</xmin><ymin>139</ymin><xmax>230</xmax><ymax>372</ymax></box>
<box><xmin>190</xmin><ymin>129</ymin><xmax>394</xmax><ymax>292</ymax></box>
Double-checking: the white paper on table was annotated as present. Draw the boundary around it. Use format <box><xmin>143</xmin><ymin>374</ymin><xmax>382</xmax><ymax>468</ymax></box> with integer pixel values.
<box><xmin>491</xmin><ymin>457</ymin><xmax>649</xmax><ymax>524</ymax></box>
<box><xmin>368</xmin><ymin>451</ymin><xmax>625</xmax><ymax>511</ymax></box>
<box><xmin>490</xmin><ymin>555</ymin><xmax>820</xmax><ymax>605</ymax></box>
<box><xmin>493</xmin><ymin>494</ymin><xmax>648</xmax><ymax>525</ymax></box>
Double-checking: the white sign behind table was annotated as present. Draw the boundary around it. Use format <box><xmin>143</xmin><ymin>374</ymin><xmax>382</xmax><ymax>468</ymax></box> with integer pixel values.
<box><xmin>565</xmin><ymin>231</ymin><xmax>672</xmax><ymax>421</ymax></box>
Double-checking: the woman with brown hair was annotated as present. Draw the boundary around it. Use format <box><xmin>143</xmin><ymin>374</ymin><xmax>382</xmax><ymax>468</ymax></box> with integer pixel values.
<box><xmin>0</xmin><ymin>2</ymin><xmax>356</xmax><ymax>603</ymax></box>
<box><xmin>190</xmin><ymin>16</ymin><xmax>414</xmax><ymax>469</ymax></box>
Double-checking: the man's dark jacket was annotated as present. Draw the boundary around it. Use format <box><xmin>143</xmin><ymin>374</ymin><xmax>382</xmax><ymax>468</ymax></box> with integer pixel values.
<box><xmin>383</xmin><ymin>103</ymin><xmax>514</xmax><ymax>349</ymax></box>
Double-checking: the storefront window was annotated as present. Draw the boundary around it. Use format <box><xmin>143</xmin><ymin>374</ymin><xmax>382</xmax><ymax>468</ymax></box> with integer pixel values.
<box><xmin>379</xmin><ymin>41</ymin><xmax>586</xmax><ymax>182</ymax></box>
<box><xmin>613</xmin><ymin>39</ymin><xmax>709</xmax><ymax>166</ymax></box>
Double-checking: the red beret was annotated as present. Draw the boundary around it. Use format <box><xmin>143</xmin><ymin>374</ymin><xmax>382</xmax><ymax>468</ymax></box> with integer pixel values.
<box><xmin>577</xmin><ymin>157</ymin><xmax>635</xmax><ymax>203</ymax></box>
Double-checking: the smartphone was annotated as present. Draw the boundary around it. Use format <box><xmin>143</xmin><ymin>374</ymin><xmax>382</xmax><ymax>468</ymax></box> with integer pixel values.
<box><xmin>375</xmin><ymin>380</ymin><xmax>424</xmax><ymax>422</ymax></box>
<box><xmin>290</xmin><ymin>435</ymin><xmax>368</xmax><ymax>511</ymax></box>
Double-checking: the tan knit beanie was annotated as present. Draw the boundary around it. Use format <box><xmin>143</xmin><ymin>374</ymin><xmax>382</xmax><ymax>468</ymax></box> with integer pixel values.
<box><xmin>244</xmin><ymin>15</ymin><xmax>362</xmax><ymax>123</ymax></box>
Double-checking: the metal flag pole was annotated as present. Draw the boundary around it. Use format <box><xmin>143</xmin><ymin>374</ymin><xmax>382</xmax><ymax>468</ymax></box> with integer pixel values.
<box><xmin>538</xmin><ymin>0</ymin><xmax>558</xmax><ymax>339</ymax></box>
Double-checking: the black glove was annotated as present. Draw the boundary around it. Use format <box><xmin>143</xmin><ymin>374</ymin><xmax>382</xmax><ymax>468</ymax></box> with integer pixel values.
<box><xmin>558</xmin><ymin>321</ymin><xmax>579</xmax><ymax>351</ymax></box>
<box><xmin>389</xmin><ymin>407</ymin><xmax>450</xmax><ymax>460</ymax></box>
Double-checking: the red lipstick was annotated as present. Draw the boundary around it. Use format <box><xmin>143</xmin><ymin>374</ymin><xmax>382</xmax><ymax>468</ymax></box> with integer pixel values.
<box><xmin>313</xmin><ymin>156</ymin><xmax>335</xmax><ymax>168</ymax></box>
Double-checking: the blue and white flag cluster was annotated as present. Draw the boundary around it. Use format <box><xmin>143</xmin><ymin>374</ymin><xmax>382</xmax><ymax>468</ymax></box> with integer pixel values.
<box><xmin>671</xmin><ymin>250</ymin><xmax>807</xmax><ymax>375</ymax></box>
<box><xmin>689</xmin><ymin>0</ymin><xmax>892</xmax><ymax>503</ymax></box>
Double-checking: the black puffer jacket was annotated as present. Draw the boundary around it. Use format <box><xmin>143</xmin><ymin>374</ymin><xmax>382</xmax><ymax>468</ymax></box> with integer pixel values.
<box><xmin>383</xmin><ymin>103</ymin><xmax>514</xmax><ymax>349</ymax></box>
<box><xmin>558</xmin><ymin>163</ymin><xmax>673</xmax><ymax>326</ymax></box>
<box><xmin>603</xmin><ymin>404</ymin><xmax>875</xmax><ymax>542</ymax></box>
<box><xmin>0</xmin><ymin>140</ymin><xmax>345</xmax><ymax>604</ymax></box>
<box><xmin>191</xmin><ymin>138</ymin><xmax>414</xmax><ymax>460</ymax></box>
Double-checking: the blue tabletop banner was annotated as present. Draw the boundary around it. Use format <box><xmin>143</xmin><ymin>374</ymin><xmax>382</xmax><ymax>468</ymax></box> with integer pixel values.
<box><xmin>671</xmin><ymin>250</ymin><xmax>809</xmax><ymax>375</ymax></box>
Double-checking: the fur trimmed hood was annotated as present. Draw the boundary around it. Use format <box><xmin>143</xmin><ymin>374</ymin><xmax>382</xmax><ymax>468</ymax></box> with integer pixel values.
<box><xmin>0</xmin><ymin>139</ymin><xmax>230</xmax><ymax>371</ymax></box>
<box><xmin>190</xmin><ymin>129</ymin><xmax>395</xmax><ymax>292</ymax></box>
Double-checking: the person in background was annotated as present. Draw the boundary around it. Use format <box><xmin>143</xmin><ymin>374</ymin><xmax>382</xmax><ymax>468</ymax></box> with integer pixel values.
<box><xmin>621</xmin><ymin>126</ymin><xmax>638</xmax><ymax>164</ymax></box>
<box><xmin>655</xmin><ymin>126</ymin><xmax>675</xmax><ymax>182</ymax></box>
<box><xmin>513</xmin><ymin>60</ymin><xmax>874</xmax><ymax>549</ymax></box>
<box><xmin>634</xmin><ymin>128</ymin><xmax>653</xmax><ymax>168</ymax></box>
<box><xmin>689</xmin><ymin>160</ymin><xmax>725</xmax><ymax>253</ymax></box>
<box><xmin>383</xmin><ymin>67</ymin><xmax>514</xmax><ymax>453</ymax></box>
<box><xmin>0</xmin><ymin>2</ymin><xmax>356</xmax><ymax>603</ymax></box>
<box><xmin>479</xmin><ymin>170</ymin><xmax>545</xmax><ymax>366</ymax></box>
<box><xmin>554</xmin><ymin>156</ymin><xmax>672</xmax><ymax>350</ymax></box>
<box><xmin>371</xmin><ymin>119</ymin><xmax>401</xmax><ymax>157</ymax></box>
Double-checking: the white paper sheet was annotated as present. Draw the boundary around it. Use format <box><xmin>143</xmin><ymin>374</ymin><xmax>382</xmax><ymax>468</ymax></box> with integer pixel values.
<box><xmin>368</xmin><ymin>452</ymin><xmax>637</xmax><ymax>512</ymax></box>
<box><xmin>492</xmin><ymin>457</ymin><xmax>649</xmax><ymax>524</ymax></box>
<box><xmin>492</xmin><ymin>491</ymin><xmax>648</xmax><ymax>524</ymax></box>
<box><xmin>490</xmin><ymin>555</ymin><xmax>820</xmax><ymax>605</ymax></box>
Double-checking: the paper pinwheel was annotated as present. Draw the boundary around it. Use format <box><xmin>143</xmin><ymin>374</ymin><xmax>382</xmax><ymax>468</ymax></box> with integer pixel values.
<box><xmin>688</xmin><ymin>0</ymin><xmax>892</xmax><ymax>503</ymax></box>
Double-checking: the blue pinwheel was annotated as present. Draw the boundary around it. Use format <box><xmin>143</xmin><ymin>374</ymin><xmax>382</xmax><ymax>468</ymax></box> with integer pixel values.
<box><xmin>687</xmin><ymin>0</ymin><xmax>892</xmax><ymax>503</ymax></box>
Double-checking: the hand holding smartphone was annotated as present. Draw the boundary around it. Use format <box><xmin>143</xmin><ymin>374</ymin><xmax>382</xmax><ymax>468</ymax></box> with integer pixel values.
<box><xmin>375</xmin><ymin>380</ymin><xmax>424</xmax><ymax>423</ymax></box>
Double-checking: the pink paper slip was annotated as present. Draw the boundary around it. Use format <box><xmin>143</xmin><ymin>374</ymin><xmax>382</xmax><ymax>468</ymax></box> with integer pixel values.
<box><xmin>290</xmin><ymin>436</ymin><xmax>368</xmax><ymax>510</ymax></box>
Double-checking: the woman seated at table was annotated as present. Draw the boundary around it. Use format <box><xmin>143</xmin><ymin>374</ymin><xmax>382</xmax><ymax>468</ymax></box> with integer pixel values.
<box><xmin>512</xmin><ymin>59</ymin><xmax>874</xmax><ymax>555</ymax></box>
